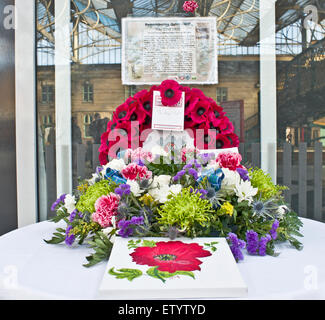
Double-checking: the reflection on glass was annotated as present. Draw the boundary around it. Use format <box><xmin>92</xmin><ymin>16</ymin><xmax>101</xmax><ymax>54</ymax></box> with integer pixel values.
<box><xmin>36</xmin><ymin>0</ymin><xmax>324</xmax><ymax>222</ymax></box>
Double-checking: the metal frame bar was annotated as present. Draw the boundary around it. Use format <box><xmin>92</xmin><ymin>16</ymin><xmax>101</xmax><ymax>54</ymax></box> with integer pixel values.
<box><xmin>15</xmin><ymin>0</ymin><xmax>38</xmax><ymax>226</ymax></box>
<box><xmin>260</xmin><ymin>0</ymin><xmax>277</xmax><ymax>182</ymax></box>
<box><xmin>55</xmin><ymin>0</ymin><xmax>72</xmax><ymax>196</ymax></box>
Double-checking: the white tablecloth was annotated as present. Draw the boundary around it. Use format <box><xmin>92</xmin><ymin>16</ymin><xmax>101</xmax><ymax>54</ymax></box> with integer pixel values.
<box><xmin>0</xmin><ymin>218</ymin><xmax>324</xmax><ymax>300</ymax></box>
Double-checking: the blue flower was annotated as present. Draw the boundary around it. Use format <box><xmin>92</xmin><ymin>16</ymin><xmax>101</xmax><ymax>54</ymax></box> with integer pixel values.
<box><xmin>104</xmin><ymin>168</ymin><xmax>127</xmax><ymax>184</ymax></box>
<box><xmin>197</xmin><ymin>168</ymin><xmax>224</xmax><ymax>191</ymax></box>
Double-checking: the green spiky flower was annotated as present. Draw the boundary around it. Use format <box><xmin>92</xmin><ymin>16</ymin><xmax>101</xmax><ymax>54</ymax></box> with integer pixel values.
<box><xmin>248</xmin><ymin>168</ymin><xmax>287</xmax><ymax>200</ymax></box>
<box><xmin>157</xmin><ymin>187</ymin><xmax>213</xmax><ymax>237</ymax></box>
<box><xmin>76</xmin><ymin>179</ymin><xmax>115</xmax><ymax>213</ymax></box>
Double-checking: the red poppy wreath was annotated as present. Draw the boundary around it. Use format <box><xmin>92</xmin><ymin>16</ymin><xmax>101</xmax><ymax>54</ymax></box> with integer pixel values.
<box><xmin>99</xmin><ymin>80</ymin><xmax>239</xmax><ymax>165</ymax></box>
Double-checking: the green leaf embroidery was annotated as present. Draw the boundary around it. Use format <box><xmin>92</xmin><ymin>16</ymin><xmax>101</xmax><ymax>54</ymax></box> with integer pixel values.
<box><xmin>142</xmin><ymin>240</ymin><xmax>157</xmax><ymax>247</ymax></box>
<box><xmin>204</xmin><ymin>241</ymin><xmax>218</xmax><ymax>253</ymax></box>
<box><xmin>127</xmin><ymin>239</ymin><xmax>142</xmax><ymax>249</ymax></box>
<box><xmin>109</xmin><ymin>267</ymin><xmax>143</xmax><ymax>281</ymax></box>
<box><xmin>146</xmin><ymin>267</ymin><xmax>195</xmax><ymax>283</ymax></box>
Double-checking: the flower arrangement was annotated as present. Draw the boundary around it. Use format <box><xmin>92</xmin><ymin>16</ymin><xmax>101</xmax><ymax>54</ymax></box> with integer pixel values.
<box><xmin>99</xmin><ymin>80</ymin><xmax>239</xmax><ymax>163</ymax></box>
<box><xmin>46</xmin><ymin>147</ymin><xmax>303</xmax><ymax>267</ymax></box>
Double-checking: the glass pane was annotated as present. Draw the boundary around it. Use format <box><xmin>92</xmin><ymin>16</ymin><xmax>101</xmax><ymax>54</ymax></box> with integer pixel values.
<box><xmin>36</xmin><ymin>0</ymin><xmax>263</xmax><ymax>221</ymax></box>
<box><xmin>276</xmin><ymin>2</ymin><xmax>325</xmax><ymax>221</ymax></box>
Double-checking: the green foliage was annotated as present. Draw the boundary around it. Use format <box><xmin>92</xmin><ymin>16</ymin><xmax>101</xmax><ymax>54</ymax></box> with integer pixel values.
<box><xmin>71</xmin><ymin>220</ymin><xmax>101</xmax><ymax>245</ymax></box>
<box><xmin>76</xmin><ymin>179</ymin><xmax>115</xmax><ymax>214</ymax></box>
<box><xmin>50</xmin><ymin>207</ymin><xmax>69</xmax><ymax>223</ymax></box>
<box><xmin>158</xmin><ymin>187</ymin><xmax>213</xmax><ymax>237</ymax></box>
<box><xmin>147</xmin><ymin>158</ymin><xmax>184</xmax><ymax>176</ymax></box>
<box><xmin>109</xmin><ymin>267</ymin><xmax>143</xmax><ymax>281</ymax></box>
<box><xmin>146</xmin><ymin>267</ymin><xmax>195</xmax><ymax>283</ymax></box>
<box><xmin>44</xmin><ymin>227</ymin><xmax>66</xmax><ymax>244</ymax></box>
<box><xmin>83</xmin><ymin>230</ymin><xmax>114</xmax><ymax>268</ymax></box>
<box><xmin>248</xmin><ymin>168</ymin><xmax>287</xmax><ymax>200</ymax></box>
<box><xmin>277</xmin><ymin>210</ymin><xmax>304</xmax><ymax>250</ymax></box>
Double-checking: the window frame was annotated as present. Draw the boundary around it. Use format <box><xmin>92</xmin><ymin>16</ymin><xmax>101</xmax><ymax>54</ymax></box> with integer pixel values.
<box><xmin>16</xmin><ymin>0</ymin><xmax>278</xmax><ymax>226</ymax></box>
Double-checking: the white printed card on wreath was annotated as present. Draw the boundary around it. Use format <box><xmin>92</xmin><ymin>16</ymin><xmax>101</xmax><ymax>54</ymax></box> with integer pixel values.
<box><xmin>151</xmin><ymin>91</ymin><xmax>185</xmax><ymax>131</ymax></box>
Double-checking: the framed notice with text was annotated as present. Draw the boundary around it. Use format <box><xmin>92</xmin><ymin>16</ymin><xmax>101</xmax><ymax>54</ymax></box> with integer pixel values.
<box><xmin>122</xmin><ymin>17</ymin><xmax>218</xmax><ymax>85</ymax></box>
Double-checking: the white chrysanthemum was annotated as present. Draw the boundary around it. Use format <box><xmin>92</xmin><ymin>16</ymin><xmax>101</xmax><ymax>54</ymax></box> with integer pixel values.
<box><xmin>277</xmin><ymin>205</ymin><xmax>289</xmax><ymax>218</ymax></box>
<box><xmin>235</xmin><ymin>180</ymin><xmax>258</xmax><ymax>205</ymax></box>
<box><xmin>150</xmin><ymin>145</ymin><xmax>168</xmax><ymax>157</ymax></box>
<box><xmin>64</xmin><ymin>194</ymin><xmax>76</xmax><ymax>214</ymax></box>
<box><xmin>221</xmin><ymin>168</ymin><xmax>241</xmax><ymax>192</ymax></box>
<box><xmin>102</xmin><ymin>158</ymin><xmax>126</xmax><ymax>174</ymax></box>
<box><xmin>156</xmin><ymin>175</ymin><xmax>172</xmax><ymax>187</ymax></box>
<box><xmin>102</xmin><ymin>216</ymin><xmax>117</xmax><ymax>243</ymax></box>
<box><xmin>127</xmin><ymin>180</ymin><xmax>143</xmax><ymax>197</ymax></box>
<box><xmin>88</xmin><ymin>173</ymin><xmax>99</xmax><ymax>186</ymax></box>
<box><xmin>155</xmin><ymin>186</ymin><xmax>171</xmax><ymax>203</ymax></box>
<box><xmin>169</xmin><ymin>184</ymin><xmax>182</xmax><ymax>196</ymax></box>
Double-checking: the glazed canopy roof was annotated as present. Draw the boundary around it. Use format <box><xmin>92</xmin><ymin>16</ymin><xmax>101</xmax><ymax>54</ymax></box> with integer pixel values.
<box><xmin>37</xmin><ymin>0</ymin><xmax>324</xmax><ymax>47</ymax></box>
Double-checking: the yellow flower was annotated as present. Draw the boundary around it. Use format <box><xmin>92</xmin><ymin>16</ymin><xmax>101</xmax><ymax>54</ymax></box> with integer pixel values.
<box><xmin>218</xmin><ymin>202</ymin><xmax>234</xmax><ymax>216</ymax></box>
<box><xmin>77</xmin><ymin>183</ymin><xmax>88</xmax><ymax>194</ymax></box>
<box><xmin>139</xmin><ymin>193</ymin><xmax>154</xmax><ymax>206</ymax></box>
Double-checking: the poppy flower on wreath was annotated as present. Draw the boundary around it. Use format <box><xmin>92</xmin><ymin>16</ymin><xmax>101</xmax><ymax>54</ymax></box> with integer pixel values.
<box><xmin>184</xmin><ymin>91</ymin><xmax>200</xmax><ymax>116</ymax></box>
<box><xmin>159</xmin><ymin>80</ymin><xmax>182</xmax><ymax>106</ymax></box>
<box><xmin>113</xmin><ymin>102</ymin><xmax>135</xmax><ymax>123</ymax></box>
<box><xmin>134</xmin><ymin>89</ymin><xmax>154</xmax><ymax>117</ymax></box>
<box><xmin>190</xmin><ymin>99</ymin><xmax>211</xmax><ymax>123</ymax></box>
<box><xmin>130</xmin><ymin>241</ymin><xmax>211</xmax><ymax>273</ymax></box>
<box><xmin>225</xmin><ymin>132</ymin><xmax>240</xmax><ymax>147</ymax></box>
<box><xmin>98</xmin><ymin>80</ymin><xmax>240</xmax><ymax>164</ymax></box>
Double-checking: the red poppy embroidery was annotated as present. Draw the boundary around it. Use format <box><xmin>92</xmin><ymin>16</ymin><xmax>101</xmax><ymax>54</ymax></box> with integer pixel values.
<box><xmin>130</xmin><ymin>241</ymin><xmax>211</xmax><ymax>273</ymax></box>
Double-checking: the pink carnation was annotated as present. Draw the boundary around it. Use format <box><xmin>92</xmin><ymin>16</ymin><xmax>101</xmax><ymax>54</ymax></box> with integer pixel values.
<box><xmin>121</xmin><ymin>163</ymin><xmax>152</xmax><ymax>181</ymax></box>
<box><xmin>183</xmin><ymin>1</ymin><xmax>198</xmax><ymax>13</ymax></box>
<box><xmin>92</xmin><ymin>193</ymin><xmax>120</xmax><ymax>228</ymax></box>
<box><xmin>216</xmin><ymin>152</ymin><xmax>242</xmax><ymax>171</ymax></box>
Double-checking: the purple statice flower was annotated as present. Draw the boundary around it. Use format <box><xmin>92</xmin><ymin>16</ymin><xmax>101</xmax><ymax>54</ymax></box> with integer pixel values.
<box><xmin>199</xmin><ymin>153</ymin><xmax>214</xmax><ymax>165</ymax></box>
<box><xmin>236</xmin><ymin>168</ymin><xmax>250</xmax><ymax>181</ymax></box>
<box><xmin>270</xmin><ymin>219</ymin><xmax>280</xmax><ymax>240</ymax></box>
<box><xmin>117</xmin><ymin>216</ymin><xmax>145</xmax><ymax>238</ymax></box>
<box><xmin>246</xmin><ymin>230</ymin><xmax>259</xmax><ymax>255</ymax></box>
<box><xmin>227</xmin><ymin>232</ymin><xmax>246</xmax><ymax>262</ymax></box>
<box><xmin>188</xmin><ymin>168</ymin><xmax>198</xmax><ymax>180</ymax></box>
<box><xmin>96</xmin><ymin>166</ymin><xmax>103</xmax><ymax>175</ymax></box>
<box><xmin>259</xmin><ymin>234</ymin><xmax>272</xmax><ymax>256</ymax></box>
<box><xmin>69</xmin><ymin>209</ymin><xmax>83</xmax><ymax>222</ymax></box>
<box><xmin>51</xmin><ymin>194</ymin><xmax>66</xmax><ymax>211</ymax></box>
<box><xmin>184</xmin><ymin>159</ymin><xmax>201</xmax><ymax>170</ymax></box>
<box><xmin>65</xmin><ymin>225</ymin><xmax>75</xmax><ymax>246</ymax></box>
<box><xmin>69</xmin><ymin>209</ymin><xmax>77</xmax><ymax>222</ymax></box>
<box><xmin>115</xmin><ymin>184</ymin><xmax>131</xmax><ymax>197</ymax></box>
<box><xmin>173</xmin><ymin>169</ymin><xmax>186</xmax><ymax>181</ymax></box>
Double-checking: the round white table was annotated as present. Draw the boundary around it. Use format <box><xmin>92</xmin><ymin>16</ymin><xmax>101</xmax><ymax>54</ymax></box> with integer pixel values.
<box><xmin>0</xmin><ymin>218</ymin><xmax>324</xmax><ymax>300</ymax></box>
